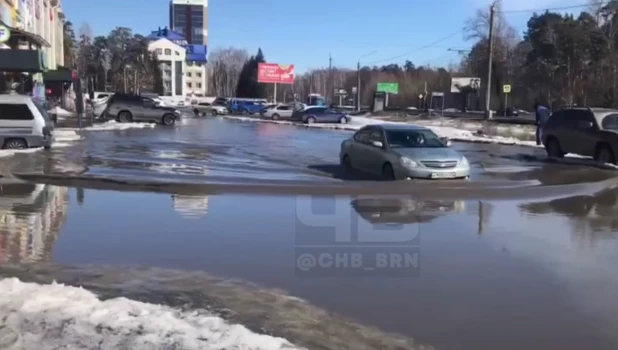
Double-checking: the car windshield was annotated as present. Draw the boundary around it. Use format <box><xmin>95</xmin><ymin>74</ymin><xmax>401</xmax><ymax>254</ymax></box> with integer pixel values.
<box><xmin>31</xmin><ymin>98</ymin><xmax>51</xmax><ymax>121</ymax></box>
<box><xmin>601</xmin><ymin>114</ymin><xmax>618</xmax><ymax>130</ymax></box>
<box><xmin>385</xmin><ymin>129</ymin><xmax>445</xmax><ymax>148</ymax></box>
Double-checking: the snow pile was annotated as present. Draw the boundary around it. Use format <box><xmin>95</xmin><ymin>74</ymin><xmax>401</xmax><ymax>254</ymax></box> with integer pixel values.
<box><xmin>0</xmin><ymin>278</ymin><xmax>302</xmax><ymax>350</ymax></box>
<box><xmin>0</xmin><ymin>148</ymin><xmax>40</xmax><ymax>158</ymax></box>
<box><xmin>49</xmin><ymin>106</ymin><xmax>73</xmax><ymax>117</ymax></box>
<box><xmin>67</xmin><ymin>121</ymin><xmax>156</xmax><ymax>131</ymax></box>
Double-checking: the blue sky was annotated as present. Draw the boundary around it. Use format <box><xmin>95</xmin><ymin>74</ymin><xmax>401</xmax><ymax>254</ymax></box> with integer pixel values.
<box><xmin>62</xmin><ymin>0</ymin><xmax>585</xmax><ymax>73</ymax></box>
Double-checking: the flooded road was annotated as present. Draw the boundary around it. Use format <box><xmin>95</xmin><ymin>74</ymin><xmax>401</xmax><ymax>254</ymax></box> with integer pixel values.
<box><xmin>2</xmin><ymin>118</ymin><xmax>618</xmax><ymax>349</ymax></box>
<box><xmin>1</xmin><ymin>181</ymin><xmax>618</xmax><ymax>349</ymax></box>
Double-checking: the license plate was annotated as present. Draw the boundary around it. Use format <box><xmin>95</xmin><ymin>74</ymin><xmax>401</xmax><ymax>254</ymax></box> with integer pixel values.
<box><xmin>431</xmin><ymin>172</ymin><xmax>456</xmax><ymax>179</ymax></box>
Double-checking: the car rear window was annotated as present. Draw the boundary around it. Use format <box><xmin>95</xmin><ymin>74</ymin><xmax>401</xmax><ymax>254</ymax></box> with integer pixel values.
<box><xmin>601</xmin><ymin>114</ymin><xmax>618</xmax><ymax>130</ymax></box>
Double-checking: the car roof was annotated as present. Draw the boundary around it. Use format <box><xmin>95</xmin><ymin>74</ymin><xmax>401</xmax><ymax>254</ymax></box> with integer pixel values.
<box><xmin>361</xmin><ymin>123</ymin><xmax>428</xmax><ymax>131</ymax></box>
<box><xmin>0</xmin><ymin>94</ymin><xmax>34</xmax><ymax>103</ymax></box>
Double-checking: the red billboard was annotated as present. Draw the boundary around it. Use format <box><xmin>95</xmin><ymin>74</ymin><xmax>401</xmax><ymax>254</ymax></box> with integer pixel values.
<box><xmin>258</xmin><ymin>63</ymin><xmax>295</xmax><ymax>84</ymax></box>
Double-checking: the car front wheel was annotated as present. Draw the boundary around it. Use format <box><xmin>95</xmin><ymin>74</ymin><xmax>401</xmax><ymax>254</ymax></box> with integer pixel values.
<box><xmin>381</xmin><ymin>163</ymin><xmax>396</xmax><ymax>180</ymax></box>
<box><xmin>161</xmin><ymin>114</ymin><xmax>176</xmax><ymax>126</ymax></box>
<box><xmin>545</xmin><ymin>138</ymin><xmax>564</xmax><ymax>158</ymax></box>
<box><xmin>595</xmin><ymin>144</ymin><xmax>616</xmax><ymax>164</ymax></box>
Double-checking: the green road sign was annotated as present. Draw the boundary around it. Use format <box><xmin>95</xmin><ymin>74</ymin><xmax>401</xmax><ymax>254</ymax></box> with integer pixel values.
<box><xmin>377</xmin><ymin>82</ymin><xmax>399</xmax><ymax>94</ymax></box>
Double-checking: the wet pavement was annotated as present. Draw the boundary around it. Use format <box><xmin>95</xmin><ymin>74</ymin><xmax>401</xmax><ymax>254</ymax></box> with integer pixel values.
<box><xmin>1</xmin><ymin>117</ymin><xmax>618</xmax><ymax>349</ymax></box>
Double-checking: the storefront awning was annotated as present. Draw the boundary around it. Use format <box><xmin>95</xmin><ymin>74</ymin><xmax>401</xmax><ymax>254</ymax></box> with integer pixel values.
<box><xmin>0</xmin><ymin>49</ymin><xmax>48</xmax><ymax>72</ymax></box>
<box><xmin>43</xmin><ymin>67</ymin><xmax>75</xmax><ymax>82</ymax></box>
<box><xmin>8</xmin><ymin>28</ymin><xmax>51</xmax><ymax>48</ymax></box>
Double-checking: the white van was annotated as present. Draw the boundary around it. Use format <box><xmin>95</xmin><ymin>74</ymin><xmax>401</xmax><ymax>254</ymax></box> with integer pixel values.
<box><xmin>0</xmin><ymin>95</ymin><xmax>54</xmax><ymax>150</ymax></box>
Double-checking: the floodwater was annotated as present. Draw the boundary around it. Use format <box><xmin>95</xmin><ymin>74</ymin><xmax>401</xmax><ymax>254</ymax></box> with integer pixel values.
<box><xmin>1</xmin><ymin>117</ymin><xmax>618</xmax><ymax>350</ymax></box>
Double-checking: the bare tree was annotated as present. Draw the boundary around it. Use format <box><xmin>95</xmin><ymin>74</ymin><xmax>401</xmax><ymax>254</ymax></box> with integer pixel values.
<box><xmin>208</xmin><ymin>47</ymin><xmax>249</xmax><ymax>97</ymax></box>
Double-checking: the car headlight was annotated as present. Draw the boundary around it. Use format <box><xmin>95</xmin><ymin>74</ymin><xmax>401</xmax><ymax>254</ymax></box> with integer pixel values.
<box><xmin>460</xmin><ymin>156</ymin><xmax>469</xmax><ymax>166</ymax></box>
<box><xmin>400</xmin><ymin>157</ymin><xmax>418</xmax><ymax>168</ymax></box>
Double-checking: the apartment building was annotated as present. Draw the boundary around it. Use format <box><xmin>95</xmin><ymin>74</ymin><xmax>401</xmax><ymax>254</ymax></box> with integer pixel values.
<box><xmin>146</xmin><ymin>27</ymin><xmax>207</xmax><ymax>96</ymax></box>
<box><xmin>169</xmin><ymin>0</ymin><xmax>208</xmax><ymax>45</ymax></box>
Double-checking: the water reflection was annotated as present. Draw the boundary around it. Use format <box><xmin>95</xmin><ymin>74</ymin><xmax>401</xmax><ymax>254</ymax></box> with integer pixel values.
<box><xmin>520</xmin><ymin>186</ymin><xmax>618</xmax><ymax>244</ymax></box>
<box><xmin>0</xmin><ymin>184</ymin><xmax>69</xmax><ymax>263</ymax></box>
<box><xmin>171</xmin><ymin>194</ymin><xmax>210</xmax><ymax>219</ymax></box>
<box><xmin>351</xmin><ymin>197</ymin><xmax>467</xmax><ymax>224</ymax></box>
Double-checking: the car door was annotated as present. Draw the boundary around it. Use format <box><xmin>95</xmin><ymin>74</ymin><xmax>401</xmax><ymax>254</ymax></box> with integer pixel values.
<box><xmin>348</xmin><ymin>129</ymin><xmax>373</xmax><ymax>170</ymax></box>
<box><xmin>570</xmin><ymin>110</ymin><xmax>600</xmax><ymax>157</ymax></box>
<box><xmin>139</xmin><ymin>97</ymin><xmax>157</xmax><ymax>121</ymax></box>
<box><xmin>364</xmin><ymin>130</ymin><xmax>387</xmax><ymax>175</ymax></box>
<box><xmin>278</xmin><ymin>105</ymin><xmax>293</xmax><ymax>118</ymax></box>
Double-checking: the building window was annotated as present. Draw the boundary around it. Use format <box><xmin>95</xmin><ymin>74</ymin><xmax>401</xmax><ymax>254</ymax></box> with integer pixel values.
<box><xmin>186</xmin><ymin>61</ymin><xmax>193</xmax><ymax>66</ymax></box>
<box><xmin>187</xmin><ymin>82</ymin><xmax>192</xmax><ymax>88</ymax></box>
<box><xmin>164</xmin><ymin>48</ymin><xmax>171</xmax><ymax>55</ymax></box>
<box><xmin>196</xmin><ymin>73</ymin><xmax>201</xmax><ymax>78</ymax></box>
<box><xmin>156</xmin><ymin>48</ymin><xmax>162</xmax><ymax>55</ymax></box>
<box><xmin>186</xmin><ymin>72</ymin><xmax>191</xmax><ymax>77</ymax></box>
<box><xmin>175</xmin><ymin>51</ymin><xmax>180</xmax><ymax>55</ymax></box>
<box><xmin>197</xmin><ymin>83</ymin><xmax>202</xmax><ymax>88</ymax></box>
<box><xmin>195</xmin><ymin>62</ymin><xmax>202</xmax><ymax>67</ymax></box>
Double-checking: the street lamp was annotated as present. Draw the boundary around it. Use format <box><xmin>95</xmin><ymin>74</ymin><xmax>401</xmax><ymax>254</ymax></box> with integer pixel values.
<box><xmin>356</xmin><ymin>50</ymin><xmax>376</xmax><ymax>111</ymax></box>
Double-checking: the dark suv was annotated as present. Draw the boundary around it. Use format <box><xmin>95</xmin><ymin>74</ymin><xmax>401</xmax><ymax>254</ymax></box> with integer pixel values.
<box><xmin>542</xmin><ymin>107</ymin><xmax>618</xmax><ymax>164</ymax></box>
<box><xmin>103</xmin><ymin>93</ymin><xmax>180</xmax><ymax>126</ymax></box>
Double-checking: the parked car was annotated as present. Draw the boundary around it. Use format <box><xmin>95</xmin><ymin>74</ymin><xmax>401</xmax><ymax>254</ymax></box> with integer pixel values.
<box><xmin>235</xmin><ymin>101</ymin><xmax>265</xmax><ymax>115</ymax></box>
<box><xmin>339</xmin><ymin>124</ymin><xmax>469</xmax><ymax>180</ymax></box>
<box><xmin>261</xmin><ymin>104</ymin><xmax>294</xmax><ymax>120</ymax></box>
<box><xmin>542</xmin><ymin>107</ymin><xmax>618</xmax><ymax>164</ymax></box>
<box><xmin>102</xmin><ymin>93</ymin><xmax>180</xmax><ymax>126</ymax></box>
<box><xmin>193</xmin><ymin>102</ymin><xmax>228</xmax><ymax>116</ymax></box>
<box><xmin>0</xmin><ymin>94</ymin><xmax>54</xmax><ymax>150</ymax></box>
<box><xmin>290</xmin><ymin>106</ymin><xmax>349</xmax><ymax>124</ymax></box>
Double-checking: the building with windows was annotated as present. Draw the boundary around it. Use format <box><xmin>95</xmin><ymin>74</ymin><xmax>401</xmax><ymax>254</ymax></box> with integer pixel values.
<box><xmin>0</xmin><ymin>0</ymin><xmax>72</xmax><ymax>99</ymax></box>
<box><xmin>147</xmin><ymin>37</ymin><xmax>186</xmax><ymax>97</ymax></box>
<box><xmin>169</xmin><ymin>0</ymin><xmax>208</xmax><ymax>45</ymax></box>
<box><xmin>146</xmin><ymin>27</ymin><xmax>207</xmax><ymax>97</ymax></box>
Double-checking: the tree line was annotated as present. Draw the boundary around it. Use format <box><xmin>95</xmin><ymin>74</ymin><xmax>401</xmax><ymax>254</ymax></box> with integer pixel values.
<box><xmin>64</xmin><ymin>22</ymin><xmax>163</xmax><ymax>95</ymax></box>
<box><xmin>65</xmin><ymin>0</ymin><xmax>618</xmax><ymax>110</ymax></box>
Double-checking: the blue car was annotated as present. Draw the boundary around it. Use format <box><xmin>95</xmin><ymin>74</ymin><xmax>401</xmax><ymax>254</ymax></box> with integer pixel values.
<box><xmin>291</xmin><ymin>106</ymin><xmax>349</xmax><ymax>124</ymax></box>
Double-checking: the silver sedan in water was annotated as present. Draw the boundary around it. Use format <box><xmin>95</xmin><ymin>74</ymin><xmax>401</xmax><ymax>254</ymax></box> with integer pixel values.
<box><xmin>340</xmin><ymin>124</ymin><xmax>470</xmax><ymax>180</ymax></box>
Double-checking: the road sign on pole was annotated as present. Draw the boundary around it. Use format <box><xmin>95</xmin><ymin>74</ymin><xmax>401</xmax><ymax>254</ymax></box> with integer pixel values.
<box><xmin>502</xmin><ymin>84</ymin><xmax>511</xmax><ymax>93</ymax></box>
<box><xmin>377</xmin><ymin>83</ymin><xmax>399</xmax><ymax>94</ymax></box>
<box><xmin>502</xmin><ymin>85</ymin><xmax>511</xmax><ymax>117</ymax></box>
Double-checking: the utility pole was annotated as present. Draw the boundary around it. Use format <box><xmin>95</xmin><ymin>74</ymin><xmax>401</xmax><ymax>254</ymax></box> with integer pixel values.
<box><xmin>485</xmin><ymin>2</ymin><xmax>496</xmax><ymax>120</ymax></box>
<box><xmin>357</xmin><ymin>61</ymin><xmax>361</xmax><ymax>111</ymax></box>
<box><xmin>328</xmin><ymin>53</ymin><xmax>333</xmax><ymax>104</ymax></box>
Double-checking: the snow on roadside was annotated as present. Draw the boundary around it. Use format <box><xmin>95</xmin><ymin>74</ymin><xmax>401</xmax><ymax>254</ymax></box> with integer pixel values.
<box><xmin>223</xmin><ymin>115</ymin><xmax>539</xmax><ymax>147</ymax></box>
<box><xmin>49</xmin><ymin>106</ymin><xmax>74</xmax><ymax>117</ymax></box>
<box><xmin>0</xmin><ymin>278</ymin><xmax>303</xmax><ymax>350</ymax></box>
<box><xmin>0</xmin><ymin>130</ymin><xmax>83</xmax><ymax>157</ymax></box>
<box><xmin>65</xmin><ymin>121</ymin><xmax>156</xmax><ymax>132</ymax></box>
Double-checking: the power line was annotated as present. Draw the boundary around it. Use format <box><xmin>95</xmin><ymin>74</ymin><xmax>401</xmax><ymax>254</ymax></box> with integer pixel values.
<box><xmin>365</xmin><ymin>30</ymin><xmax>464</xmax><ymax>65</ymax></box>
<box><xmin>499</xmin><ymin>2</ymin><xmax>604</xmax><ymax>14</ymax></box>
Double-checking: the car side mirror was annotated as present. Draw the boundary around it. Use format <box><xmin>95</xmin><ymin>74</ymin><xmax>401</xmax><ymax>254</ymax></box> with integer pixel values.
<box><xmin>441</xmin><ymin>137</ymin><xmax>452</xmax><ymax>147</ymax></box>
<box><xmin>371</xmin><ymin>141</ymin><xmax>383</xmax><ymax>148</ymax></box>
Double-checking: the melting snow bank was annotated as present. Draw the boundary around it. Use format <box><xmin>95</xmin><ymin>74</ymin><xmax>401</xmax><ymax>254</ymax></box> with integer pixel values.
<box><xmin>0</xmin><ymin>130</ymin><xmax>82</xmax><ymax>157</ymax></box>
<box><xmin>0</xmin><ymin>277</ymin><xmax>302</xmax><ymax>350</ymax></box>
<box><xmin>49</xmin><ymin>106</ymin><xmax>74</xmax><ymax>117</ymax></box>
<box><xmin>223</xmin><ymin>116</ymin><xmax>539</xmax><ymax>147</ymax></box>
<box><xmin>66</xmin><ymin>121</ymin><xmax>156</xmax><ymax>131</ymax></box>
<box><xmin>0</xmin><ymin>265</ymin><xmax>432</xmax><ymax>350</ymax></box>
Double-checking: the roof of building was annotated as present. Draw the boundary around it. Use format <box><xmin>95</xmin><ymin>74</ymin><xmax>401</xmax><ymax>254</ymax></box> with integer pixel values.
<box><xmin>146</xmin><ymin>28</ymin><xmax>186</xmax><ymax>41</ymax></box>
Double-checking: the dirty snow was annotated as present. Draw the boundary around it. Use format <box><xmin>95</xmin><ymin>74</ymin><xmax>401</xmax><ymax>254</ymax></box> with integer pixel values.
<box><xmin>223</xmin><ymin>115</ymin><xmax>539</xmax><ymax>147</ymax></box>
<box><xmin>0</xmin><ymin>278</ymin><xmax>302</xmax><ymax>350</ymax></box>
<box><xmin>0</xmin><ymin>130</ymin><xmax>82</xmax><ymax>157</ymax></box>
<box><xmin>66</xmin><ymin>121</ymin><xmax>156</xmax><ymax>131</ymax></box>
<box><xmin>49</xmin><ymin>106</ymin><xmax>74</xmax><ymax>117</ymax></box>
